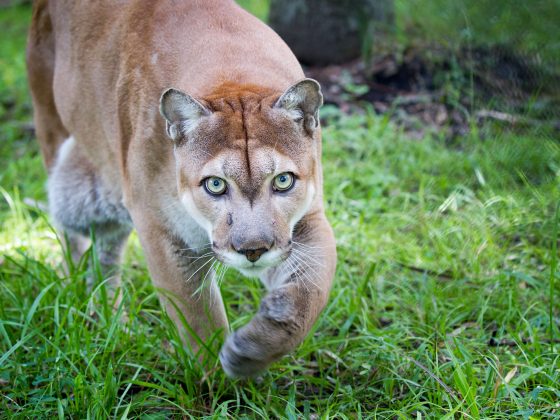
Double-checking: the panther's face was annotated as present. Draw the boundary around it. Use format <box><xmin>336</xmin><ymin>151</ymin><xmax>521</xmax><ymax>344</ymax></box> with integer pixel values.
<box><xmin>160</xmin><ymin>79</ymin><xmax>323</xmax><ymax>276</ymax></box>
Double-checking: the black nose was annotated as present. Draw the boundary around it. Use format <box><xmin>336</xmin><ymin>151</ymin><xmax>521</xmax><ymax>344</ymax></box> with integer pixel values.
<box><xmin>237</xmin><ymin>247</ymin><xmax>268</xmax><ymax>262</ymax></box>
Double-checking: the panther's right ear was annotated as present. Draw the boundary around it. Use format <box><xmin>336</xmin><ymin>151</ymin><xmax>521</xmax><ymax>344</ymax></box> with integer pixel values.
<box><xmin>159</xmin><ymin>88</ymin><xmax>211</xmax><ymax>141</ymax></box>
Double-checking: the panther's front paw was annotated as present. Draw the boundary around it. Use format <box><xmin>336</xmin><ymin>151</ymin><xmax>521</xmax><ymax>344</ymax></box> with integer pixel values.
<box><xmin>219</xmin><ymin>332</ymin><xmax>269</xmax><ymax>378</ymax></box>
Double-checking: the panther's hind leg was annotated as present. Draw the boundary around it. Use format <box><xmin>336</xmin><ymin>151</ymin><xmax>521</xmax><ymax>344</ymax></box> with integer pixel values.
<box><xmin>27</xmin><ymin>0</ymin><xmax>70</xmax><ymax>170</ymax></box>
<box><xmin>48</xmin><ymin>137</ymin><xmax>132</xmax><ymax>297</ymax></box>
<box><xmin>88</xmin><ymin>222</ymin><xmax>132</xmax><ymax>294</ymax></box>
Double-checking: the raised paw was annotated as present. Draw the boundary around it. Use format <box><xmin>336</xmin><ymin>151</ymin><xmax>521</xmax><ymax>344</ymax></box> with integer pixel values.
<box><xmin>219</xmin><ymin>332</ymin><xmax>272</xmax><ymax>378</ymax></box>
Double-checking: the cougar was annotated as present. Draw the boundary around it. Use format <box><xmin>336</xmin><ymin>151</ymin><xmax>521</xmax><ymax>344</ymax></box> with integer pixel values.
<box><xmin>27</xmin><ymin>0</ymin><xmax>336</xmax><ymax>377</ymax></box>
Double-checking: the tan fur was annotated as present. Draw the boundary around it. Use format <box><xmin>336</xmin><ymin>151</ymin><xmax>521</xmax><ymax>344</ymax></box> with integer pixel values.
<box><xmin>27</xmin><ymin>0</ymin><xmax>336</xmax><ymax>377</ymax></box>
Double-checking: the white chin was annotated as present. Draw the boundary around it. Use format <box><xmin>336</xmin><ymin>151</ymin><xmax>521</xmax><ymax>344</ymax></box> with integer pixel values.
<box><xmin>237</xmin><ymin>266</ymin><xmax>269</xmax><ymax>278</ymax></box>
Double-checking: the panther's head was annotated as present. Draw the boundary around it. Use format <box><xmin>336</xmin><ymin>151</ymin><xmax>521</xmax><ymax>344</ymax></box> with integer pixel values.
<box><xmin>160</xmin><ymin>79</ymin><xmax>323</xmax><ymax>277</ymax></box>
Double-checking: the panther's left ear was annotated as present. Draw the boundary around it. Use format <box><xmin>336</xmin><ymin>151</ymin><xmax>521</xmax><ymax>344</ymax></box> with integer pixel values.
<box><xmin>274</xmin><ymin>78</ymin><xmax>323</xmax><ymax>135</ymax></box>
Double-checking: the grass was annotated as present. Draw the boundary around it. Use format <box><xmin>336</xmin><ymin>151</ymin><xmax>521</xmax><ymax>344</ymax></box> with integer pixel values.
<box><xmin>1</xmin><ymin>3</ymin><xmax>559</xmax><ymax>418</ymax></box>
<box><xmin>394</xmin><ymin>0</ymin><xmax>560</xmax><ymax>63</ymax></box>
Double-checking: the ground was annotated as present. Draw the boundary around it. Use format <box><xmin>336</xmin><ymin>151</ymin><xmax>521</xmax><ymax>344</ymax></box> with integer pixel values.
<box><xmin>0</xmin><ymin>2</ymin><xmax>559</xmax><ymax>418</ymax></box>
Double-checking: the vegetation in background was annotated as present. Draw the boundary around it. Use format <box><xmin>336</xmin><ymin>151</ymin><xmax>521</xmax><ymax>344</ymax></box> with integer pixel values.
<box><xmin>237</xmin><ymin>0</ymin><xmax>269</xmax><ymax>21</ymax></box>
<box><xmin>1</xmin><ymin>2</ymin><xmax>559</xmax><ymax>418</ymax></box>
<box><xmin>241</xmin><ymin>0</ymin><xmax>560</xmax><ymax>134</ymax></box>
<box><xmin>394</xmin><ymin>0</ymin><xmax>560</xmax><ymax>64</ymax></box>
<box><xmin>239</xmin><ymin>0</ymin><xmax>560</xmax><ymax>65</ymax></box>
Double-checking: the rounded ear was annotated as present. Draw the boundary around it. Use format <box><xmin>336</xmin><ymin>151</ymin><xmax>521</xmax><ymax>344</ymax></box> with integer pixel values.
<box><xmin>274</xmin><ymin>78</ymin><xmax>323</xmax><ymax>134</ymax></box>
<box><xmin>159</xmin><ymin>88</ymin><xmax>211</xmax><ymax>141</ymax></box>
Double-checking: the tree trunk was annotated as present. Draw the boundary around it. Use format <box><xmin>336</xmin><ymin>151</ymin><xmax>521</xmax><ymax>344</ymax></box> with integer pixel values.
<box><xmin>269</xmin><ymin>0</ymin><xmax>394</xmax><ymax>66</ymax></box>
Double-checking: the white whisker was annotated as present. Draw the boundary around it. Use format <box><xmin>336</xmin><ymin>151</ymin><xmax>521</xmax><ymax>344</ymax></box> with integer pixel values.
<box><xmin>217</xmin><ymin>264</ymin><xmax>229</xmax><ymax>288</ymax></box>
<box><xmin>178</xmin><ymin>243</ymin><xmax>212</xmax><ymax>252</ymax></box>
<box><xmin>185</xmin><ymin>256</ymin><xmax>215</xmax><ymax>284</ymax></box>
<box><xmin>286</xmin><ymin>255</ymin><xmax>309</xmax><ymax>292</ymax></box>
<box><xmin>193</xmin><ymin>259</ymin><xmax>218</xmax><ymax>299</ymax></box>
<box><xmin>290</xmin><ymin>252</ymin><xmax>320</xmax><ymax>290</ymax></box>
<box><xmin>292</xmin><ymin>241</ymin><xmax>331</xmax><ymax>250</ymax></box>
<box><xmin>287</xmin><ymin>253</ymin><xmax>313</xmax><ymax>291</ymax></box>
<box><xmin>180</xmin><ymin>251</ymin><xmax>214</xmax><ymax>260</ymax></box>
<box><xmin>291</xmin><ymin>247</ymin><xmax>327</xmax><ymax>268</ymax></box>
<box><xmin>293</xmin><ymin>250</ymin><xmax>325</xmax><ymax>260</ymax></box>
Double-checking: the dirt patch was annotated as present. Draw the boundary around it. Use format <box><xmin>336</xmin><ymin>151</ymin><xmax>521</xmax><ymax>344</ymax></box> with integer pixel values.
<box><xmin>306</xmin><ymin>44</ymin><xmax>560</xmax><ymax>139</ymax></box>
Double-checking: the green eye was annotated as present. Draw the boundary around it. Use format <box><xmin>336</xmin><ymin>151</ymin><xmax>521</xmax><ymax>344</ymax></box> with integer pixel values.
<box><xmin>273</xmin><ymin>172</ymin><xmax>295</xmax><ymax>192</ymax></box>
<box><xmin>204</xmin><ymin>177</ymin><xmax>227</xmax><ymax>195</ymax></box>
